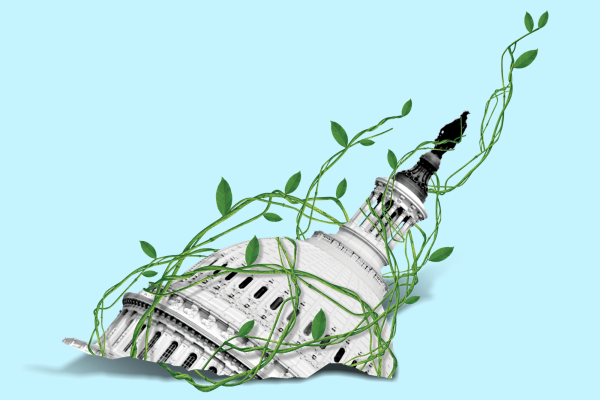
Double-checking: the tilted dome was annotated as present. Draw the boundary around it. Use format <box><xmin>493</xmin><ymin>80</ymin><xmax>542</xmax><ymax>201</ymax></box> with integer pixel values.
<box><xmin>63</xmin><ymin>176</ymin><xmax>422</xmax><ymax>378</ymax></box>
<box><xmin>63</xmin><ymin>112</ymin><xmax>469</xmax><ymax>379</ymax></box>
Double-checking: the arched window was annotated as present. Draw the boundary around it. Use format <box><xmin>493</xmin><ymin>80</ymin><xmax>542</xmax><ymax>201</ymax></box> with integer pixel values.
<box><xmin>351</xmin><ymin>359</ymin><xmax>358</xmax><ymax>368</ymax></box>
<box><xmin>239</xmin><ymin>277</ymin><xmax>253</xmax><ymax>289</ymax></box>
<box><xmin>158</xmin><ymin>341</ymin><xmax>179</xmax><ymax>363</ymax></box>
<box><xmin>269</xmin><ymin>297</ymin><xmax>283</xmax><ymax>310</ymax></box>
<box><xmin>253</xmin><ymin>286</ymin><xmax>268</xmax><ymax>299</ymax></box>
<box><xmin>333</xmin><ymin>348</ymin><xmax>346</xmax><ymax>363</ymax></box>
<box><xmin>123</xmin><ymin>324</ymin><xmax>146</xmax><ymax>352</ymax></box>
<box><xmin>225</xmin><ymin>272</ymin><xmax>237</xmax><ymax>281</ymax></box>
<box><xmin>208</xmin><ymin>366</ymin><xmax>218</xmax><ymax>374</ymax></box>
<box><xmin>137</xmin><ymin>332</ymin><xmax>161</xmax><ymax>359</ymax></box>
<box><xmin>181</xmin><ymin>353</ymin><xmax>198</xmax><ymax>369</ymax></box>
<box><xmin>303</xmin><ymin>321</ymin><xmax>313</xmax><ymax>336</ymax></box>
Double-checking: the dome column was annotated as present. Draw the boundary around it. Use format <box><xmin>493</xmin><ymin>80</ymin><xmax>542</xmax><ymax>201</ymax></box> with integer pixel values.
<box><xmin>375</xmin><ymin>203</ymin><xmax>400</xmax><ymax>240</ymax></box>
<box><xmin>197</xmin><ymin>346</ymin><xmax>206</xmax><ymax>363</ymax></box>
<box><xmin>122</xmin><ymin>322</ymin><xmax>147</xmax><ymax>357</ymax></box>
<box><xmin>135</xmin><ymin>323</ymin><xmax>164</xmax><ymax>359</ymax></box>
<box><xmin>400</xmin><ymin>217</ymin><xmax>416</xmax><ymax>236</ymax></box>
<box><xmin>349</xmin><ymin>192</ymin><xmax>377</xmax><ymax>225</ymax></box>
<box><xmin>170</xmin><ymin>339</ymin><xmax>193</xmax><ymax>365</ymax></box>
<box><xmin>198</xmin><ymin>353</ymin><xmax>209</xmax><ymax>370</ymax></box>
<box><xmin>109</xmin><ymin>311</ymin><xmax>137</xmax><ymax>346</ymax></box>
<box><xmin>106</xmin><ymin>310</ymin><xmax>130</xmax><ymax>342</ymax></box>
<box><xmin>383</xmin><ymin>204</ymin><xmax>402</xmax><ymax>239</ymax></box>
<box><xmin>149</xmin><ymin>327</ymin><xmax>173</xmax><ymax>362</ymax></box>
<box><xmin>388</xmin><ymin>217</ymin><xmax>416</xmax><ymax>251</ymax></box>
<box><xmin>360</xmin><ymin>199</ymin><xmax>384</xmax><ymax>231</ymax></box>
<box><xmin>114</xmin><ymin>314</ymin><xmax>141</xmax><ymax>347</ymax></box>
<box><xmin>389</xmin><ymin>208</ymin><xmax>408</xmax><ymax>236</ymax></box>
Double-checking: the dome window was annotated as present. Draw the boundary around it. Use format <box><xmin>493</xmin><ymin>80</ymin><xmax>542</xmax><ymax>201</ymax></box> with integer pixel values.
<box><xmin>239</xmin><ymin>277</ymin><xmax>253</xmax><ymax>289</ymax></box>
<box><xmin>253</xmin><ymin>286</ymin><xmax>268</xmax><ymax>299</ymax></box>
<box><xmin>269</xmin><ymin>297</ymin><xmax>283</xmax><ymax>310</ymax></box>
<box><xmin>333</xmin><ymin>348</ymin><xmax>346</xmax><ymax>363</ymax></box>
<box><xmin>181</xmin><ymin>353</ymin><xmax>198</xmax><ymax>369</ymax></box>
<box><xmin>286</xmin><ymin>308</ymin><xmax>300</xmax><ymax>321</ymax></box>
<box><xmin>212</xmin><ymin>262</ymin><xmax>228</xmax><ymax>275</ymax></box>
<box><xmin>225</xmin><ymin>272</ymin><xmax>237</xmax><ymax>281</ymax></box>
<box><xmin>123</xmin><ymin>324</ymin><xmax>146</xmax><ymax>352</ymax></box>
<box><xmin>303</xmin><ymin>321</ymin><xmax>313</xmax><ymax>336</ymax></box>
<box><xmin>137</xmin><ymin>332</ymin><xmax>161</xmax><ymax>359</ymax></box>
<box><xmin>158</xmin><ymin>341</ymin><xmax>179</xmax><ymax>363</ymax></box>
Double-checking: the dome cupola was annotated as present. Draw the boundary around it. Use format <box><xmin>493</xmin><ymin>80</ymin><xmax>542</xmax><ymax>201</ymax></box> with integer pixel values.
<box><xmin>308</xmin><ymin>112</ymin><xmax>470</xmax><ymax>274</ymax></box>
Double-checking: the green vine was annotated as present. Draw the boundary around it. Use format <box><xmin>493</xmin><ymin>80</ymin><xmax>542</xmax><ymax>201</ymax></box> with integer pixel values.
<box><xmin>84</xmin><ymin>11</ymin><xmax>548</xmax><ymax>393</ymax></box>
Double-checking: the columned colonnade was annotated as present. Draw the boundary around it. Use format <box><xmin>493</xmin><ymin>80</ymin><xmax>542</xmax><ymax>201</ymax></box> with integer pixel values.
<box><xmin>101</xmin><ymin>297</ymin><xmax>252</xmax><ymax>376</ymax></box>
<box><xmin>348</xmin><ymin>185</ymin><xmax>418</xmax><ymax>251</ymax></box>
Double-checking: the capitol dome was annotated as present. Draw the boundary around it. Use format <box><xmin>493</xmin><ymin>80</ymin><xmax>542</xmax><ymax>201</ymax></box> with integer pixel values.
<box><xmin>64</xmin><ymin>175</ymin><xmax>425</xmax><ymax>378</ymax></box>
<box><xmin>63</xmin><ymin>112</ymin><xmax>469</xmax><ymax>379</ymax></box>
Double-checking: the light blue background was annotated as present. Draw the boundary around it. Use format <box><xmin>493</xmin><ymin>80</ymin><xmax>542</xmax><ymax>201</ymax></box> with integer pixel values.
<box><xmin>1</xmin><ymin>1</ymin><xmax>598</xmax><ymax>398</ymax></box>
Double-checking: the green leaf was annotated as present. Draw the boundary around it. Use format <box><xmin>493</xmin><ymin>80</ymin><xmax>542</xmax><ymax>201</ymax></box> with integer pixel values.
<box><xmin>330</xmin><ymin>121</ymin><xmax>348</xmax><ymax>148</ymax></box>
<box><xmin>387</xmin><ymin>149</ymin><xmax>398</xmax><ymax>170</ymax></box>
<box><xmin>402</xmin><ymin>98</ymin><xmax>412</xmax><ymax>116</ymax></box>
<box><xmin>514</xmin><ymin>49</ymin><xmax>538</xmax><ymax>69</ymax></box>
<box><xmin>140</xmin><ymin>241</ymin><xmax>157</xmax><ymax>259</ymax></box>
<box><xmin>359</xmin><ymin>139</ymin><xmax>375</xmax><ymax>146</ymax></box>
<box><xmin>429</xmin><ymin>246</ymin><xmax>454</xmax><ymax>262</ymax></box>
<box><xmin>264</xmin><ymin>213</ymin><xmax>282</xmax><ymax>222</ymax></box>
<box><xmin>538</xmin><ymin>11</ymin><xmax>549</xmax><ymax>28</ymax></box>
<box><xmin>238</xmin><ymin>319</ymin><xmax>255</xmax><ymax>337</ymax></box>
<box><xmin>284</xmin><ymin>171</ymin><xmax>301</xmax><ymax>194</ymax></box>
<box><xmin>524</xmin><ymin>12</ymin><xmax>534</xmax><ymax>33</ymax></box>
<box><xmin>245</xmin><ymin>235</ymin><xmax>260</xmax><ymax>265</ymax></box>
<box><xmin>311</xmin><ymin>309</ymin><xmax>327</xmax><ymax>340</ymax></box>
<box><xmin>216</xmin><ymin>177</ymin><xmax>233</xmax><ymax>216</ymax></box>
<box><xmin>336</xmin><ymin>178</ymin><xmax>347</xmax><ymax>199</ymax></box>
<box><xmin>405</xmin><ymin>296</ymin><xmax>420</xmax><ymax>304</ymax></box>
<box><xmin>142</xmin><ymin>270</ymin><xmax>158</xmax><ymax>278</ymax></box>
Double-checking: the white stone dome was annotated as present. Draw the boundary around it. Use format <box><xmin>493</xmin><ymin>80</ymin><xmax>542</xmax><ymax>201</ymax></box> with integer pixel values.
<box><xmin>64</xmin><ymin>176</ymin><xmax>429</xmax><ymax>379</ymax></box>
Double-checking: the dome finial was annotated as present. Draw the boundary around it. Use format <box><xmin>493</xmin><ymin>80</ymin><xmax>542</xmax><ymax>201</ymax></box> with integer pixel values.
<box><xmin>395</xmin><ymin>111</ymin><xmax>470</xmax><ymax>202</ymax></box>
